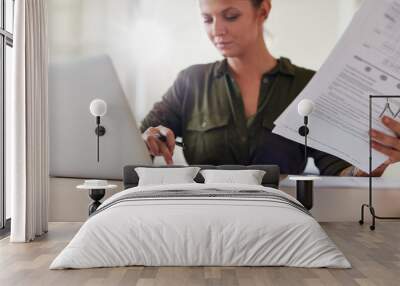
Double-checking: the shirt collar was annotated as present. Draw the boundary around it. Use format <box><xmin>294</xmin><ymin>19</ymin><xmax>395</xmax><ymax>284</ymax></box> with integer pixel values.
<box><xmin>213</xmin><ymin>57</ymin><xmax>296</xmax><ymax>78</ymax></box>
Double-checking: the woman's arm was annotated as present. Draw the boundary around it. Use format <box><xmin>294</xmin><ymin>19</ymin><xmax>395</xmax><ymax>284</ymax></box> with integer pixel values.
<box><xmin>140</xmin><ymin>71</ymin><xmax>188</xmax><ymax>164</ymax></box>
<box><xmin>140</xmin><ymin>71</ymin><xmax>188</xmax><ymax>137</ymax></box>
<box><xmin>311</xmin><ymin>116</ymin><xmax>400</xmax><ymax>177</ymax></box>
<box><xmin>339</xmin><ymin>116</ymin><xmax>400</xmax><ymax>176</ymax></box>
<box><xmin>338</xmin><ymin>164</ymin><xmax>388</xmax><ymax>177</ymax></box>
<box><xmin>309</xmin><ymin>149</ymin><xmax>352</xmax><ymax>176</ymax></box>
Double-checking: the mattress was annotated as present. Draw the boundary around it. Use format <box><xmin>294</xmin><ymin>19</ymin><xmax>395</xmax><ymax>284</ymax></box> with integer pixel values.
<box><xmin>50</xmin><ymin>183</ymin><xmax>351</xmax><ymax>269</ymax></box>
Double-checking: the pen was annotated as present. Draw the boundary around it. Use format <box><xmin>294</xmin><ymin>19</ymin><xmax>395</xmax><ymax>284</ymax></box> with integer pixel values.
<box><xmin>157</xmin><ymin>134</ymin><xmax>184</xmax><ymax>148</ymax></box>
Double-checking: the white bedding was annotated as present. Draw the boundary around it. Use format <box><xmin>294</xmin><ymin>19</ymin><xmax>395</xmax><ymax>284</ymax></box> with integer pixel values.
<box><xmin>50</xmin><ymin>183</ymin><xmax>351</xmax><ymax>269</ymax></box>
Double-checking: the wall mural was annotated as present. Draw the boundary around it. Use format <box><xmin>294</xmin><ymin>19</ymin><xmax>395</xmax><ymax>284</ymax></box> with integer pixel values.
<box><xmin>48</xmin><ymin>0</ymin><xmax>373</xmax><ymax>178</ymax></box>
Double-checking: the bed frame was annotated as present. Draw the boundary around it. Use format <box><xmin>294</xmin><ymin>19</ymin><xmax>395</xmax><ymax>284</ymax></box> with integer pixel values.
<box><xmin>123</xmin><ymin>165</ymin><xmax>280</xmax><ymax>189</ymax></box>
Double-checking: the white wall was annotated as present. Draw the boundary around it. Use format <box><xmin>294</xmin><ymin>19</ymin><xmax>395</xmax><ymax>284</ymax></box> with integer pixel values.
<box><xmin>46</xmin><ymin>0</ymin><xmax>400</xmax><ymax>222</ymax></box>
<box><xmin>47</xmin><ymin>0</ymin><xmax>364</xmax><ymax>166</ymax></box>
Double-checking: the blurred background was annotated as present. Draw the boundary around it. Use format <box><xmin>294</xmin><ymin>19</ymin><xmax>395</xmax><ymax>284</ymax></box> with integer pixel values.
<box><xmin>47</xmin><ymin>0</ymin><xmax>366</xmax><ymax>170</ymax></box>
<box><xmin>48</xmin><ymin>0</ymin><xmax>364</xmax><ymax>121</ymax></box>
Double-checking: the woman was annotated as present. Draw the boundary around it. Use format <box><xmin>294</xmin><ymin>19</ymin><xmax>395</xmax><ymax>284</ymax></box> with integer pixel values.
<box><xmin>140</xmin><ymin>0</ymin><xmax>400</xmax><ymax>176</ymax></box>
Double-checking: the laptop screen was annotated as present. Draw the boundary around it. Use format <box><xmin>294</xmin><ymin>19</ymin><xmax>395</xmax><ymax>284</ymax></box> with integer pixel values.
<box><xmin>49</xmin><ymin>55</ymin><xmax>152</xmax><ymax>180</ymax></box>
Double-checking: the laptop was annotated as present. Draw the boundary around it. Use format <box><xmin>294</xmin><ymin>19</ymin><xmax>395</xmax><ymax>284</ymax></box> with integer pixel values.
<box><xmin>49</xmin><ymin>54</ymin><xmax>152</xmax><ymax>180</ymax></box>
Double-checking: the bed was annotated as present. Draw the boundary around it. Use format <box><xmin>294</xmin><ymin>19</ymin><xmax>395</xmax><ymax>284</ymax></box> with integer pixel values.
<box><xmin>50</xmin><ymin>165</ymin><xmax>350</xmax><ymax>269</ymax></box>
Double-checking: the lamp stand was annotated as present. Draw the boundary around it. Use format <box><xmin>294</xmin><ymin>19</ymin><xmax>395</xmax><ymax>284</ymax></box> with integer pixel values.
<box><xmin>295</xmin><ymin>116</ymin><xmax>315</xmax><ymax>210</ymax></box>
<box><xmin>88</xmin><ymin>189</ymin><xmax>105</xmax><ymax>215</ymax></box>
<box><xmin>296</xmin><ymin>180</ymin><xmax>314</xmax><ymax>210</ymax></box>
<box><xmin>94</xmin><ymin>116</ymin><xmax>106</xmax><ymax>162</ymax></box>
<box><xmin>298</xmin><ymin>116</ymin><xmax>310</xmax><ymax>166</ymax></box>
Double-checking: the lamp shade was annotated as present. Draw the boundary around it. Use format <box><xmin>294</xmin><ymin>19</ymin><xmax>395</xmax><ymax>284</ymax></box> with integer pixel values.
<box><xmin>297</xmin><ymin>99</ymin><xmax>315</xmax><ymax>117</ymax></box>
<box><xmin>89</xmin><ymin>99</ymin><xmax>107</xmax><ymax>117</ymax></box>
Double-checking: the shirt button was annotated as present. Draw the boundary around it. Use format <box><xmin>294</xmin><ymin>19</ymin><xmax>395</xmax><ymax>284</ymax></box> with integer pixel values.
<box><xmin>263</xmin><ymin>78</ymin><xmax>269</xmax><ymax>84</ymax></box>
<box><xmin>201</xmin><ymin>121</ymin><xmax>207</xmax><ymax>128</ymax></box>
<box><xmin>241</xmin><ymin>136</ymin><xmax>247</xmax><ymax>142</ymax></box>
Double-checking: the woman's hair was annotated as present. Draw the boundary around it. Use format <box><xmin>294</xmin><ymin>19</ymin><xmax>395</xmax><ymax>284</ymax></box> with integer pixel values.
<box><xmin>251</xmin><ymin>0</ymin><xmax>271</xmax><ymax>8</ymax></box>
<box><xmin>250</xmin><ymin>0</ymin><xmax>264</xmax><ymax>8</ymax></box>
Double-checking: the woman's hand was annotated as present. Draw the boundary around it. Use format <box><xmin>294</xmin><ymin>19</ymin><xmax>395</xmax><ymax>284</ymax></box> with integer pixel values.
<box><xmin>367</xmin><ymin>115</ymin><xmax>400</xmax><ymax>176</ymax></box>
<box><xmin>346</xmin><ymin>161</ymin><xmax>391</xmax><ymax>177</ymax></box>
<box><xmin>142</xmin><ymin>125</ymin><xmax>176</xmax><ymax>165</ymax></box>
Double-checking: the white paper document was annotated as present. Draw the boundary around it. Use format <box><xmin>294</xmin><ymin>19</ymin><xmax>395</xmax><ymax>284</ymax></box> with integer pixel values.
<box><xmin>273</xmin><ymin>0</ymin><xmax>400</xmax><ymax>173</ymax></box>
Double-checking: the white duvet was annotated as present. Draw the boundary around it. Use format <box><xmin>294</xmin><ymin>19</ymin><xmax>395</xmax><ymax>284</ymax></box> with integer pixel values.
<box><xmin>50</xmin><ymin>183</ymin><xmax>351</xmax><ymax>269</ymax></box>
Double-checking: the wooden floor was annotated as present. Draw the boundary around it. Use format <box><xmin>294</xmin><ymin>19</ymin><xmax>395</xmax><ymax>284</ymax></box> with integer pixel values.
<box><xmin>0</xmin><ymin>222</ymin><xmax>399</xmax><ymax>286</ymax></box>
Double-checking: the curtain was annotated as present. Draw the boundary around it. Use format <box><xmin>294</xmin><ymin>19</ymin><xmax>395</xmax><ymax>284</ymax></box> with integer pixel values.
<box><xmin>9</xmin><ymin>0</ymin><xmax>49</xmax><ymax>242</ymax></box>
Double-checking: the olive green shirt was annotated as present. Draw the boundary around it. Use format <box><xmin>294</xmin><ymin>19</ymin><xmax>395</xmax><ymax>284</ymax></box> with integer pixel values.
<box><xmin>141</xmin><ymin>58</ymin><xmax>352</xmax><ymax>175</ymax></box>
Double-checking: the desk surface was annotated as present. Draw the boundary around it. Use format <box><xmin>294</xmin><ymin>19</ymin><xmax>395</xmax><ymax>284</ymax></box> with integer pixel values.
<box><xmin>280</xmin><ymin>176</ymin><xmax>400</xmax><ymax>189</ymax></box>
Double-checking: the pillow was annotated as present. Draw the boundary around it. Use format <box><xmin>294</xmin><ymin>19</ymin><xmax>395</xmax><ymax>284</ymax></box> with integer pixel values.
<box><xmin>200</xmin><ymin>169</ymin><xmax>266</xmax><ymax>185</ymax></box>
<box><xmin>135</xmin><ymin>167</ymin><xmax>201</xmax><ymax>186</ymax></box>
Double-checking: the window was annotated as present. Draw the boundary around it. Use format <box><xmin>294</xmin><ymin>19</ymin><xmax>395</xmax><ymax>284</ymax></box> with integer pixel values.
<box><xmin>0</xmin><ymin>0</ymin><xmax>14</xmax><ymax>234</ymax></box>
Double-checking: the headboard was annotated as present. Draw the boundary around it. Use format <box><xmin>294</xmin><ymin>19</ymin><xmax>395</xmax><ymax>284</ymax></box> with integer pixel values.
<box><xmin>123</xmin><ymin>165</ymin><xmax>280</xmax><ymax>189</ymax></box>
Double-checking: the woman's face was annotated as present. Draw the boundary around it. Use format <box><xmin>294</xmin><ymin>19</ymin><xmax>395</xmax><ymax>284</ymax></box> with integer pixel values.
<box><xmin>199</xmin><ymin>0</ymin><xmax>269</xmax><ymax>58</ymax></box>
